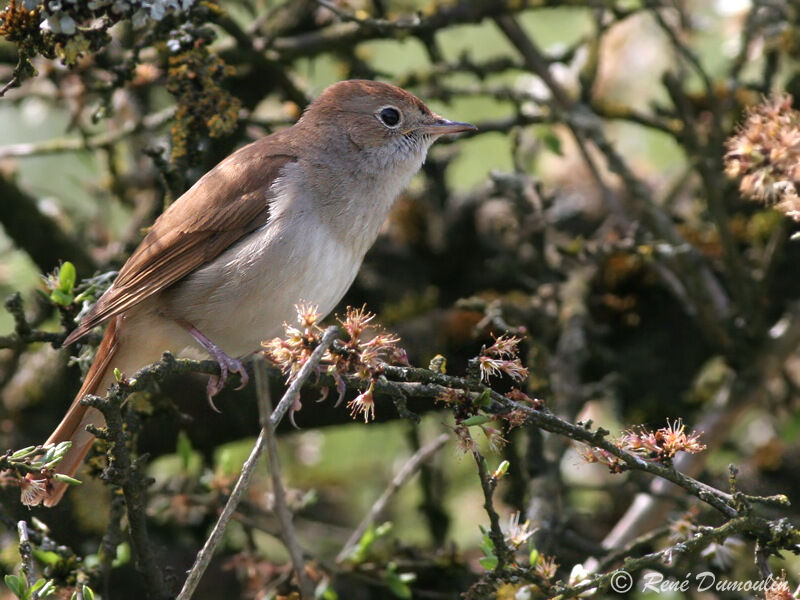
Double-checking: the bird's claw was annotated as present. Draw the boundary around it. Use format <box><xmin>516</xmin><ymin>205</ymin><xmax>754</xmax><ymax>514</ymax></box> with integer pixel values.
<box><xmin>205</xmin><ymin>355</ymin><xmax>249</xmax><ymax>410</ymax></box>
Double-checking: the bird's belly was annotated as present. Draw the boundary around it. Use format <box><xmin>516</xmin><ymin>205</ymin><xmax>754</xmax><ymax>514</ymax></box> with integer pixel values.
<box><xmin>166</xmin><ymin>220</ymin><xmax>363</xmax><ymax>358</ymax></box>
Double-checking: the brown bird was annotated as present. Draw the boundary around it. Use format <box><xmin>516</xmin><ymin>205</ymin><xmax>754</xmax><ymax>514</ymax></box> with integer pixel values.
<box><xmin>25</xmin><ymin>80</ymin><xmax>475</xmax><ymax>507</ymax></box>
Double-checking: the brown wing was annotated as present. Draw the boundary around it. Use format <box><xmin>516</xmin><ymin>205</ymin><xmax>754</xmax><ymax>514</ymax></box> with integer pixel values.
<box><xmin>65</xmin><ymin>135</ymin><xmax>297</xmax><ymax>346</ymax></box>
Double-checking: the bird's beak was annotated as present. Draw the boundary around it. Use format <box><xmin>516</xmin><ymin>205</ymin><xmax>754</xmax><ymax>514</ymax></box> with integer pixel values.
<box><xmin>420</xmin><ymin>117</ymin><xmax>477</xmax><ymax>136</ymax></box>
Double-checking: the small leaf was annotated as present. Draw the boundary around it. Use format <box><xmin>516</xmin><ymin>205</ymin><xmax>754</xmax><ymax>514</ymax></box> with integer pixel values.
<box><xmin>529</xmin><ymin>547</ymin><xmax>539</xmax><ymax>566</ymax></box>
<box><xmin>493</xmin><ymin>460</ymin><xmax>510</xmax><ymax>479</ymax></box>
<box><xmin>53</xmin><ymin>441</ymin><xmax>73</xmax><ymax>454</ymax></box>
<box><xmin>10</xmin><ymin>446</ymin><xmax>37</xmax><ymax>459</ymax></box>
<box><xmin>33</xmin><ymin>549</ymin><xmax>62</xmax><ymax>567</ymax></box>
<box><xmin>82</xmin><ymin>584</ymin><xmax>95</xmax><ymax>600</ymax></box>
<box><xmin>475</xmin><ymin>389</ymin><xmax>492</xmax><ymax>408</ymax></box>
<box><xmin>37</xmin><ymin>579</ymin><xmax>56</xmax><ymax>598</ymax></box>
<box><xmin>384</xmin><ymin>567</ymin><xmax>413</xmax><ymax>599</ymax></box>
<box><xmin>51</xmin><ymin>473</ymin><xmax>82</xmax><ymax>486</ymax></box>
<box><xmin>351</xmin><ymin>525</ymin><xmax>377</xmax><ymax>563</ymax></box>
<box><xmin>461</xmin><ymin>415</ymin><xmax>490</xmax><ymax>427</ymax></box>
<box><xmin>479</xmin><ymin>555</ymin><xmax>499</xmax><ymax>570</ymax></box>
<box><xmin>58</xmin><ymin>262</ymin><xmax>76</xmax><ymax>292</ymax></box>
<box><xmin>5</xmin><ymin>574</ymin><xmax>21</xmax><ymax>597</ymax></box>
<box><xmin>50</xmin><ymin>289</ymin><xmax>73</xmax><ymax>307</ymax></box>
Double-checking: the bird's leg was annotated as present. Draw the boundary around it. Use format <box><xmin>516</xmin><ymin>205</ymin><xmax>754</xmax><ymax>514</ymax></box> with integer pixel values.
<box><xmin>176</xmin><ymin>319</ymin><xmax>249</xmax><ymax>409</ymax></box>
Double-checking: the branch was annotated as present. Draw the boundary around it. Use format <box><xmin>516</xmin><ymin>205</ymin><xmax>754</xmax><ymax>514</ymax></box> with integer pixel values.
<box><xmin>175</xmin><ymin>326</ymin><xmax>340</xmax><ymax>600</ymax></box>
<box><xmin>556</xmin><ymin>515</ymin><xmax>799</xmax><ymax>599</ymax></box>
<box><xmin>0</xmin><ymin>293</ymin><xmax>65</xmax><ymax>351</ymax></box>
<box><xmin>269</xmin><ymin>0</ymin><xmax>564</xmax><ymax>60</ymax></box>
<box><xmin>599</xmin><ymin>301</ymin><xmax>800</xmax><ymax>551</ymax></box>
<box><xmin>82</xmin><ymin>396</ymin><xmax>171</xmax><ymax>598</ymax></box>
<box><xmin>377</xmin><ymin>364</ymin><xmax>738</xmax><ymax>518</ymax></box>
<box><xmin>493</xmin><ymin>13</ymin><xmax>734</xmax><ymax>351</ymax></box>
<box><xmin>255</xmin><ymin>357</ymin><xmax>314</xmax><ymax>599</ymax></box>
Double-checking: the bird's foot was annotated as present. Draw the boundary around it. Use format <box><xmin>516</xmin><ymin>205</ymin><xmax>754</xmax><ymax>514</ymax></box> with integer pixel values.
<box><xmin>205</xmin><ymin>352</ymin><xmax>249</xmax><ymax>410</ymax></box>
<box><xmin>178</xmin><ymin>319</ymin><xmax>249</xmax><ymax>411</ymax></box>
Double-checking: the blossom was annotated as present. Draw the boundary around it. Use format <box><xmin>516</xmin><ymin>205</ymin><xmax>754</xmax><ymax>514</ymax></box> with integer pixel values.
<box><xmin>504</xmin><ymin>511</ymin><xmax>535</xmax><ymax>548</ymax></box>
<box><xmin>478</xmin><ymin>334</ymin><xmax>528</xmax><ymax>383</ymax></box>
<box><xmin>725</xmin><ymin>93</ymin><xmax>800</xmax><ymax>220</ymax></box>
<box><xmin>619</xmin><ymin>419</ymin><xmax>706</xmax><ymax>461</ymax></box>
<box><xmin>347</xmin><ymin>382</ymin><xmax>375</xmax><ymax>423</ymax></box>
<box><xmin>20</xmin><ymin>477</ymin><xmax>48</xmax><ymax>506</ymax></box>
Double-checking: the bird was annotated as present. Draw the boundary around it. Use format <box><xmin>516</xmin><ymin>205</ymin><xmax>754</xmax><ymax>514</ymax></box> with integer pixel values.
<box><xmin>24</xmin><ymin>79</ymin><xmax>475</xmax><ymax>507</ymax></box>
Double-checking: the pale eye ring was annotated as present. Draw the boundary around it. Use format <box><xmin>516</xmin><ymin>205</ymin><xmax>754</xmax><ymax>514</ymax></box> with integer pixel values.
<box><xmin>378</xmin><ymin>106</ymin><xmax>402</xmax><ymax>128</ymax></box>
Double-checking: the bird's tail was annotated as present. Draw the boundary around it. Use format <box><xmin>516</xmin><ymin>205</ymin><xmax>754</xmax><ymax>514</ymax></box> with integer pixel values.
<box><xmin>23</xmin><ymin>317</ymin><xmax>120</xmax><ymax>507</ymax></box>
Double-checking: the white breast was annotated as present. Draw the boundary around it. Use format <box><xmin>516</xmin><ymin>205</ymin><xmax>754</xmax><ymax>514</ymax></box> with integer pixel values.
<box><xmin>167</xmin><ymin>179</ymin><xmax>367</xmax><ymax>357</ymax></box>
<box><xmin>164</xmin><ymin>140</ymin><xmax>432</xmax><ymax>359</ymax></box>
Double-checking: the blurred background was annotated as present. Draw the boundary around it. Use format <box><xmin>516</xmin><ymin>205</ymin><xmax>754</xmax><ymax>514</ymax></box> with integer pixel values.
<box><xmin>1</xmin><ymin>0</ymin><xmax>800</xmax><ymax>598</ymax></box>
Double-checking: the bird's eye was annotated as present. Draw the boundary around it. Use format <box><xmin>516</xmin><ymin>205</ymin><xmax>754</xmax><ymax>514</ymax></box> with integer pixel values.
<box><xmin>378</xmin><ymin>106</ymin><xmax>401</xmax><ymax>127</ymax></box>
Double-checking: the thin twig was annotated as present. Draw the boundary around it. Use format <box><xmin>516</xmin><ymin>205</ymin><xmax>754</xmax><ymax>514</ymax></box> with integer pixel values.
<box><xmin>16</xmin><ymin>521</ymin><xmax>34</xmax><ymax>590</ymax></box>
<box><xmin>0</xmin><ymin>76</ymin><xmax>19</xmax><ymax>98</ymax></box>
<box><xmin>337</xmin><ymin>432</ymin><xmax>450</xmax><ymax>563</ymax></box>
<box><xmin>255</xmin><ymin>356</ymin><xmax>314</xmax><ymax>599</ymax></box>
<box><xmin>175</xmin><ymin>326</ymin><xmax>340</xmax><ymax>600</ymax></box>
<box><xmin>472</xmin><ymin>448</ymin><xmax>511</xmax><ymax>570</ymax></box>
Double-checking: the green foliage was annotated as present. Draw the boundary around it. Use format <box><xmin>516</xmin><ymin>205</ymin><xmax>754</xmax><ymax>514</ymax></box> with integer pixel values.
<box><xmin>478</xmin><ymin>527</ymin><xmax>498</xmax><ymax>571</ymax></box>
<box><xmin>347</xmin><ymin>522</ymin><xmax>394</xmax><ymax>565</ymax></box>
<box><xmin>47</xmin><ymin>261</ymin><xmax>76</xmax><ymax>307</ymax></box>
<box><xmin>70</xmin><ymin>585</ymin><xmax>94</xmax><ymax>600</ymax></box>
<box><xmin>383</xmin><ymin>563</ymin><xmax>416</xmax><ymax>599</ymax></box>
<box><xmin>4</xmin><ymin>575</ymin><xmax>55</xmax><ymax>600</ymax></box>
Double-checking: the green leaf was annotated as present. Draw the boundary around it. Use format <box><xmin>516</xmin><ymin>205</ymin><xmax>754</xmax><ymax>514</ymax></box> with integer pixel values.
<box><xmin>493</xmin><ymin>460</ymin><xmax>510</xmax><ymax>478</ymax></box>
<box><xmin>33</xmin><ymin>549</ymin><xmax>62</xmax><ymax>567</ymax></box>
<box><xmin>58</xmin><ymin>262</ymin><xmax>76</xmax><ymax>292</ymax></box>
<box><xmin>529</xmin><ymin>547</ymin><xmax>539</xmax><ymax>566</ymax></box>
<box><xmin>36</xmin><ymin>579</ymin><xmax>56</xmax><ymax>598</ymax></box>
<box><xmin>30</xmin><ymin>579</ymin><xmax>46</xmax><ymax>594</ymax></box>
<box><xmin>461</xmin><ymin>415</ymin><xmax>490</xmax><ymax>427</ymax></box>
<box><xmin>51</xmin><ymin>473</ymin><xmax>82</xmax><ymax>486</ymax></box>
<box><xmin>479</xmin><ymin>531</ymin><xmax>495</xmax><ymax>556</ymax></box>
<box><xmin>350</xmin><ymin>525</ymin><xmax>377</xmax><ymax>563</ymax></box>
<box><xmin>82</xmin><ymin>584</ymin><xmax>95</xmax><ymax>600</ymax></box>
<box><xmin>475</xmin><ymin>389</ymin><xmax>491</xmax><ymax>408</ymax></box>
<box><xmin>10</xmin><ymin>446</ymin><xmax>37</xmax><ymax>459</ymax></box>
<box><xmin>5</xmin><ymin>574</ymin><xmax>22</xmax><ymax>598</ymax></box>
<box><xmin>384</xmin><ymin>567</ymin><xmax>413</xmax><ymax>599</ymax></box>
<box><xmin>49</xmin><ymin>289</ymin><xmax>74</xmax><ymax>307</ymax></box>
<box><xmin>478</xmin><ymin>555</ymin><xmax>498</xmax><ymax>570</ymax></box>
